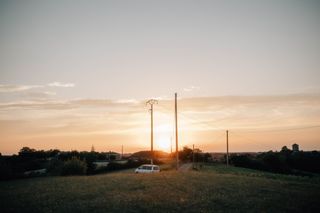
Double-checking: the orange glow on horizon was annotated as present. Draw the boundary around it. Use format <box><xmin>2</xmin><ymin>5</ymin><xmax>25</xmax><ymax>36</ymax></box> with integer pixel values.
<box><xmin>156</xmin><ymin>135</ymin><xmax>172</xmax><ymax>153</ymax></box>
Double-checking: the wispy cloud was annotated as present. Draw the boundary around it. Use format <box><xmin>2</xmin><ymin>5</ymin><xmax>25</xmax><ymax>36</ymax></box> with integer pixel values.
<box><xmin>0</xmin><ymin>98</ymin><xmax>143</xmax><ymax>110</ymax></box>
<box><xmin>0</xmin><ymin>84</ymin><xmax>43</xmax><ymax>93</ymax></box>
<box><xmin>0</xmin><ymin>82</ymin><xmax>74</xmax><ymax>93</ymax></box>
<box><xmin>114</xmin><ymin>99</ymin><xmax>140</xmax><ymax>104</ymax></box>
<box><xmin>48</xmin><ymin>82</ymin><xmax>75</xmax><ymax>88</ymax></box>
<box><xmin>20</xmin><ymin>91</ymin><xmax>57</xmax><ymax>99</ymax></box>
<box><xmin>0</xmin><ymin>100</ymin><xmax>72</xmax><ymax>110</ymax></box>
<box><xmin>183</xmin><ymin>86</ymin><xmax>200</xmax><ymax>92</ymax></box>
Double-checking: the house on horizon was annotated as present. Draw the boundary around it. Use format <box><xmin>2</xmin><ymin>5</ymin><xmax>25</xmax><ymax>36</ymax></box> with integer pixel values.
<box><xmin>292</xmin><ymin>143</ymin><xmax>299</xmax><ymax>152</ymax></box>
<box><xmin>106</xmin><ymin>151</ymin><xmax>121</xmax><ymax>160</ymax></box>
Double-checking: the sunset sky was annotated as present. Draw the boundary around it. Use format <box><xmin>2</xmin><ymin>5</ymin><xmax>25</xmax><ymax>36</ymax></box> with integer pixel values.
<box><xmin>1</xmin><ymin>0</ymin><xmax>320</xmax><ymax>155</ymax></box>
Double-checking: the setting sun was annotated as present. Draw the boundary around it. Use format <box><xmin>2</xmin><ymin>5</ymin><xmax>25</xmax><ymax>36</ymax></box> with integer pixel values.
<box><xmin>157</xmin><ymin>135</ymin><xmax>172</xmax><ymax>153</ymax></box>
<box><xmin>154</xmin><ymin>124</ymin><xmax>174</xmax><ymax>152</ymax></box>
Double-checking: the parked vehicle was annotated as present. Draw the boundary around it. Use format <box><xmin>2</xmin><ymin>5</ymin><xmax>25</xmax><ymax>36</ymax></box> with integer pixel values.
<box><xmin>135</xmin><ymin>164</ymin><xmax>160</xmax><ymax>173</ymax></box>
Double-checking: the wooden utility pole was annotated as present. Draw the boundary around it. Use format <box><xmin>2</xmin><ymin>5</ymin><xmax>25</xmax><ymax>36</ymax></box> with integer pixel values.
<box><xmin>192</xmin><ymin>144</ymin><xmax>195</xmax><ymax>169</ymax></box>
<box><xmin>175</xmin><ymin>93</ymin><xmax>179</xmax><ymax>170</ymax></box>
<box><xmin>146</xmin><ymin>99</ymin><xmax>158</xmax><ymax>165</ymax></box>
<box><xmin>226</xmin><ymin>130</ymin><xmax>229</xmax><ymax>166</ymax></box>
<box><xmin>121</xmin><ymin>145</ymin><xmax>123</xmax><ymax>159</ymax></box>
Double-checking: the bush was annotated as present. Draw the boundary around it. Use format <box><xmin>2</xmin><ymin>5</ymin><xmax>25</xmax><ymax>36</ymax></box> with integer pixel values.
<box><xmin>260</xmin><ymin>152</ymin><xmax>290</xmax><ymax>173</ymax></box>
<box><xmin>61</xmin><ymin>157</ymin><xmax>87</xmax><ymax>176</ymax></box>
<box><xmin>0</xmin><ymin>162</ymin><xmax>14</xmax><ymax>180</ymax></box>
<box><xmin>47</xmin><ymin>159</ymin><xmax>64</xmax><ymax>175</ymax></box>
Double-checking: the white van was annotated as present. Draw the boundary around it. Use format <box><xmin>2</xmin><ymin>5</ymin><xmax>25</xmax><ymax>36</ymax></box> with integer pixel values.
<box><xmin>135</xmin><ymin>164</ymin><xmax>160</xmax><ymax>173</ymax></box>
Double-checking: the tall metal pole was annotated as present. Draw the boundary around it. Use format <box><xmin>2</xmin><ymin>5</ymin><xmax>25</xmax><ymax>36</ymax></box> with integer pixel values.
<box><xmin>175</xmin><ymin>93</ymin><xmax>179</xmax><ymax>170</ymax></box>
<box><xmin>146</xmin><ymin>99</ymin><xmax>158</xmax><ymax>165</ymax></box>
<box><xmin>226</xmin><ymin>130</ymin><xmax>229</xmax><ymax>166</ymax></box>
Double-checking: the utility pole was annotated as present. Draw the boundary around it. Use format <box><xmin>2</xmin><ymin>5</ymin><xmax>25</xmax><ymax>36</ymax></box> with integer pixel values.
<box><xmin>175</xmin><ymin>93</ymin><xmax>179</xmax><ymax>170</ymax></box>
<box><xmin>192</xmin><ymin>144</ymin><xmax>195</xmax><ymax>169</ymax></box>
<box><xmin>121</xmin><ymin>145</ymin><xmax>123</xmax><ymax>160</ymax></box>
<box><xmin>170</xmin><ymin>136</ymin><xmax>173</xmax><ymax>154</ymax></box>
<box><xmin>146</xmin><ymin>99</ymin><xmax>158</xmax><ymax>165</ymax></box>
<box><xmin>226</xmin><ymin>130</ymin><xmax>229</xmax><ymax>167</ymax></box>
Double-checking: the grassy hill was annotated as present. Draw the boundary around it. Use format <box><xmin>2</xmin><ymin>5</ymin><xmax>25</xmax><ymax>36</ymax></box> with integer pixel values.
<box><xmin>0</xmin><ymin>164</ymin><xmax>319</xmax><ymax>212</ymax></box>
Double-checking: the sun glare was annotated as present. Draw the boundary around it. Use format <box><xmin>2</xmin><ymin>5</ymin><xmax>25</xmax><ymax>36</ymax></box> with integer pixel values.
<box><xmin>155</xmin><ymin>124</ymin><xmax>173</xmax><ymax>153</ymax></box>
<box><xmin>157</xmin><ymin>135</ymin><xmax>172</xmax><ymax>152</ymax></box>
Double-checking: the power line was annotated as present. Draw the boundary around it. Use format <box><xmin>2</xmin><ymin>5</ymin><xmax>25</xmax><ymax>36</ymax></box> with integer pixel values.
<box><xmin>157</xmin><ymin>104</ymin><xmax>226</xmax><ymax>131</ymax></box>
<box><xmin>228</xmin><ymin>131</ymin><xmax>269</xmax><ymax>150</ymax></box>
<box><xmin>158</xmin><ymin>103</ymin><xmax>320</xmax><ymax>135</ymax></box>
<box><xmin>233</xmin><ymin>125</ymin><xmax>320</xmax><ymax>133</ymax></box>
<box><xmin>154</xmin><ymin>97</ymin><xmax>320</xmax><ymax>153</ymax></box>
<box><xmin>158</xmin><ymin>101</ymin><xmax>320</xmax><ymax>134</ymax></box>
<box><xmin>158</xmin><ymin>104</ymin><xmax>227</xmax><ymax>152</ymax></box>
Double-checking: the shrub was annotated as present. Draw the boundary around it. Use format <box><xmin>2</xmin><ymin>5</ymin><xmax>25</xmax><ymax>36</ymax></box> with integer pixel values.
<box><xmin>47</xmin><ymin>159</ymin><xmax>64</xmax><ymax>175</ymax></box>
<box><xmin>61</xmin><ymin>157</ymin><xmax>87</xmax><ymax>176</ymax></box>
<box><xmin>0</xmin><ymin>162</ymin><xmax>14</xmax><ymax>180</ymax></box>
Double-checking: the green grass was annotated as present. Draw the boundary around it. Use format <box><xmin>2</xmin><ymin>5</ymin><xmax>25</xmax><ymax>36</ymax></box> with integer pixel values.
<box><xmin>1</xmin><ymin>164</ymin><xmax>319</xmax><ymax>213</ymax></box>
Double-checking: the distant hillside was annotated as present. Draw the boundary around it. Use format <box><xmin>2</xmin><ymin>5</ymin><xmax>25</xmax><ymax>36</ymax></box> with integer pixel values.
<box><xmin>130</xmin><ymin>150</ymin><xmax>170</xmax><ymax>159</ymax></box>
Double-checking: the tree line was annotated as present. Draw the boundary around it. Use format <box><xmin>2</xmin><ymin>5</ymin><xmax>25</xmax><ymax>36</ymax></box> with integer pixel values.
<box><xmin>230</xmin><ymin>146</ymin><xmax>320</xmax><ymax>176</ymax></box>
<box><xmin>0</xmin><ymin>147</ymin><xmax>147</xmax><ymax>180</ymax></box>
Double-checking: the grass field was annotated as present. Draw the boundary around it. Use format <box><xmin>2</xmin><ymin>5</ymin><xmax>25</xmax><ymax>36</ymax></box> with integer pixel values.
<box><xmin>1</xmin><ymin>164</ymin><xmax>319</xmax><ymax>213</ymax></box>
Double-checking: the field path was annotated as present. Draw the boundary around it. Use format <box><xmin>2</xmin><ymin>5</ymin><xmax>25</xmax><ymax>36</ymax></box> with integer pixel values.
<box><xmin>178</xmin><ymin>163</ymin><xmax>192</xmax><ymax>172</ymax></box>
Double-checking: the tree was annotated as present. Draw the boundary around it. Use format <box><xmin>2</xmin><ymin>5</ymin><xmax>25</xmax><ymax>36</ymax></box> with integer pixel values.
<box><xmin>281</xmin><ymin>146</ymin><xmax>291</xmax><ymax>153</ymax></box>
<box><xmin>203</xmin><ymin>153</ymin><xmax>211</xmax><ymax>162</ymax></box>
<box><xmin>18</xmin><ymin>147</ymin><xmax>36</xmax><ymax>158</ymax></box>
<box><xmin>46</xmin><ymin>149</ymin><xmax>60</xmax><ymax>158</ymax></box>
<box><xmin>179</xmin><ymin>146</ymin><xmax>193</xmax><ymax>161</ymax></box>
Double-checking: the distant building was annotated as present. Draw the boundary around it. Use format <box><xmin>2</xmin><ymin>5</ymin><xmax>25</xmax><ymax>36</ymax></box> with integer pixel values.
<box><xmin>292</xmin><ymin>143</ymin><xmax>299</xmax><ymax>152</ymax></box>
<box><xmin>106</xmin><ymin>151</ymin><xmax>121</xmax><ymax>160</ymax></box>
<box><xmin>93</xmin><ymin>161</ymin><xmax>109</xmax><ymax>169</ymax></box>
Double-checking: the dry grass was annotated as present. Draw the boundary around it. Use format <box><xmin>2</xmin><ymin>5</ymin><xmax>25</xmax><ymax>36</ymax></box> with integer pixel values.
<box><xmin>0</xmin><ymin>164</ymin><xmax>319</xmax><ymax>213</ymax></box>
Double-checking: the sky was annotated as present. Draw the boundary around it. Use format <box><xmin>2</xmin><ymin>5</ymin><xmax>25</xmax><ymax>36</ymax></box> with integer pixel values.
<box><xmin>0</xmin><ymin>0</ymin><xmax>320</xmax><ymax>155</ymax></box>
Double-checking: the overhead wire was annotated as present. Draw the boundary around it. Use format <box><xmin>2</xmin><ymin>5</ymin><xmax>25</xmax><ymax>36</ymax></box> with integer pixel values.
<box><xmin>154</xmin><ymin>98</ymin><xmax>319</xmax><ymax>151</ymax></box>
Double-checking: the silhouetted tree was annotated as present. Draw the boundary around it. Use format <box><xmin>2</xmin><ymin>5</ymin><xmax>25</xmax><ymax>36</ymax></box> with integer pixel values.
<box><xmin>18</xmin><ymin>147</ymin><xmax>36</xmax><ymax>158</ymax></box>
<box><xmin>179</xmin><ymin>146</ymin><xmax>193</xmax><ymax>161</ymax></box>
